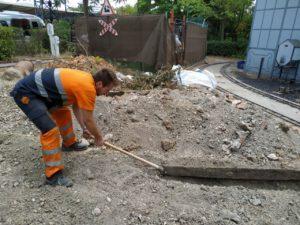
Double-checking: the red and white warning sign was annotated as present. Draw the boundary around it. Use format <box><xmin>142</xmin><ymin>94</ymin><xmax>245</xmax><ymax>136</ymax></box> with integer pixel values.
<box><xmin>100</xmin><ymin>0</ymin><xmax>115</xmax><ymax>16</ymax></box>
<box><xmin>99</xmin><ymin>18</ymin><xmax>118</xmax><ymax>36</ymax></box>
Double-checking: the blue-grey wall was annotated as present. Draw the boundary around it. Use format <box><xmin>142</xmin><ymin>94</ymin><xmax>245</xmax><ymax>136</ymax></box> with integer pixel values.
<box><xmin>245</xmin><ymin>0</ymin><xmax>300</xmax><ymax>80</ymax></box>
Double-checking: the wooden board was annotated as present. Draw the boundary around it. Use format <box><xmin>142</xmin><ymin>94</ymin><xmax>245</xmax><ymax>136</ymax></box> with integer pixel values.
<box><xmin>162</xmin><ymin>159</ymin><xmax>300</xmax><ymax>181</ymax></box>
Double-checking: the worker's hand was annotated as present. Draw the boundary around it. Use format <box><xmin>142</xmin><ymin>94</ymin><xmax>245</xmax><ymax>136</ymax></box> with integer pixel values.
<box><xmin>82</xmin><ymin>129</ymin><xmax>93</xmax><ymax>139</ymax></box>
<box><xmin>94</xmin><ymin>136</ymin><xmax>104</xmax><ymax>147</ymax></box>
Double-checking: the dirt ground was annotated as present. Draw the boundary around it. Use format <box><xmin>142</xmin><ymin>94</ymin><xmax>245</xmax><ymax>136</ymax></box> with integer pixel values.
<box><xmin>0</xmin><ymin>67</ymin><xmax>300</xmax><ymax>225</ymax></box>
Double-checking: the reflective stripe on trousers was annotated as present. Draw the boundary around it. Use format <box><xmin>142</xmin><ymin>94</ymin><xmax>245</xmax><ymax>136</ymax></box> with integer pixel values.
<box><xmin>40</xmin><ymin>127</ymin><xmax>64</xmax><ymax>177</ymax></box>
<box><xmin>50</xmin><ymin>107</ymin><xmax>77</xmax><ymax>147</ymax></box>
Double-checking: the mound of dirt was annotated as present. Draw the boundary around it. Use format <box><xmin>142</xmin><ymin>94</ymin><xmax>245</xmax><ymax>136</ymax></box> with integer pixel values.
<box><xmin>47</xmin><ymin>55</ymin><xmax>115</xmax><ymax>74</ymax></box>
<box><xmin>47</xmin><ymin>56</ymin><xmax>176</xmax><ymax>91</ymax></box>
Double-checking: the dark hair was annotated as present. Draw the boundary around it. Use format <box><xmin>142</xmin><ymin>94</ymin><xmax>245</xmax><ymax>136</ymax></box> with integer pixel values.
<box><xmin>93</xmin><ymin>68</ymin><xmax>119</xmax><ymax>87</ymax></box>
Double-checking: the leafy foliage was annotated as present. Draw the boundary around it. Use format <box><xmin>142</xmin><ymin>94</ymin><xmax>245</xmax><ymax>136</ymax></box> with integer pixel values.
<box><xmin>13</xmin><ymin>29</ymin><xmax>49</xmax><ymax>56</ymax></box>
<box><xmin>208</xmin><ymin>0</ymin><xmax>253</xmax><ymax>40</ymax></box>
<box><xmin>207</xmin><ymin>40</ymin><xmax>248</xmax><ymax>57</ymax></box>
<box><xmin>53</xmin><ymin>20</ymin><xmax>73</xmax><ymax>53</ymax></box>
<box><xmin>137</xmin><ymin>0</ymin><xmax>253</xmax><ymax>42</ymax></box>
<box><xmin>124</xmin><ymin>67</ymin><xmax>176</xmax><ymax>90</ymax></box>
<box><xmin>180</xmin><ymin>0</ymin><xmax>212</xmax><ymax>18</ymax></box>
<box><xmin>116</xmin><ymin>4</ymin><xmax>137</xmax><ymax>15</ymax></box>
<box><xmin>0</xmin><ymin>27</ymin><xmax>15</xmax><ymax>61</ymax></box>
<box><xmin>137</xmin><ymin>0</ymin><xmax>180</xmax><ymax>15</ymax></box>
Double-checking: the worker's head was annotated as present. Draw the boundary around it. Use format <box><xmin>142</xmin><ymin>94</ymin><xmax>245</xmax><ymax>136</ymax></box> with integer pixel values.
<box><xmin>93</xmin><ymin>68</ymin><xmax>119</xmax><ymax>96</ymax></box>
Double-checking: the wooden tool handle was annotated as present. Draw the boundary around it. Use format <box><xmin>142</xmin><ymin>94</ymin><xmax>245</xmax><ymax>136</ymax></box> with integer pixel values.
<box><xmin>104</xmin><ymin>142</ymin><xmax>163</xmax><ymax>171</ymax></box>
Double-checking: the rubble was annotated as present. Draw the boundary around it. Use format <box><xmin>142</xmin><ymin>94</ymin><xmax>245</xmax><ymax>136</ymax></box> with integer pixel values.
<box><xmin>267</xmin><ymin>153</ymin><xmax>279</xmax><ymax>161</ymax></box>
<box><xmin>249</xmin><ymin>197</ymin><xmax>262</xmax><ymax>206</ymax></box>
<box><xmin>221</xmin><ymin>210</ymin><xmax>241</xmax><ymax>224</ymax></box>
<box><xmin>162</xmin><ymin>120</ymin><xmax>173</xmax><ymax>130</ymax></box>
<box><xmin>104</xmin><ymin>133</ymin><xmax>113</xmax><ymax>141</ymax></box>
<box><xmin>161</xmin><ymin>139</ymin><xmax>176</xmax><ymax>151</ymax></box>
<box><xmin>232</xmin><ymin>99</ymin><xmax>242</xmax><ymax>106</ymax></box>
<box><xmin>92</xmin><ymin>207</ymin><xmax>102</xmax><ymax>216</ymax></box>
<box><xmin>85</xmin><ymin>168</ymin><xmax>95</xmax><ymax>180</ymax></box>
<box><xmin>1</xmin><ymin>68</ymin><xmax>23</xmax><ymax>81</ymax></box>
<box><xmin>225</xmin><ymin>94</ymin><xmax>248</xmax><ymax>110</ymax></box>
<box><xmin>1</xmin><ymin>61</ymin><xmax>34</xmax><ymax>81</ymax></box>
<box><xmin>126</xmin><ymin>108</ymin><xmax>134</xmax><ymax>114</ymax></box>
<box><xmin>239</xmin><ymin>121</ymin><xmax>253</xmax><ymax>132</ymax></box>
<box><xmin>236</xmin><ymin>101</ymin><xmax>247</xmax><ymax>110</ymax></box>
<box><xmin>279</xmin><ymin>122</ymin><xmax>290</xmax><ymax>133</ymax></box>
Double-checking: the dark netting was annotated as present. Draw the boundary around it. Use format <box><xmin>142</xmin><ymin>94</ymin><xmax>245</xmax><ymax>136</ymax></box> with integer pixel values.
<box><xmin>74</xmin><ymin>14</ymin><xmax>176</xmax><ymax>69</ymax></box>
<box><xmin>74</xmin><ymin>17</ymin><xmax>89</xmax><ymax>55</ymax></box>
<box><xmin>184</xmin><ymin>22</ymin><xmax>207</xmax><ymax>65</ymax></box>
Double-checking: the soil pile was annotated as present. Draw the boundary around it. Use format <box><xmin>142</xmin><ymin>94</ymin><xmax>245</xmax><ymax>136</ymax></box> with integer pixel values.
<box><xmin>46</xmin><ymin>55</ymin><xmax>176</xmax><ymax>91</ymax></box>
<box><xmin>47</xmin><ymin>55</ymin><xmax>115</xmax><ymax>74</ymax></box>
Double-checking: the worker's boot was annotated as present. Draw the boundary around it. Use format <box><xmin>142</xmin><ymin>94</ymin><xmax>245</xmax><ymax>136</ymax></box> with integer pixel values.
<box><xmin>62</xmin><ymin>140</ymin><xmax>89</xmax><ymax>152</ymax></box>
<box><xmin>45</xmin><ymin>171</ymin><xmax>73</xmax><ymax>187</ymax></box>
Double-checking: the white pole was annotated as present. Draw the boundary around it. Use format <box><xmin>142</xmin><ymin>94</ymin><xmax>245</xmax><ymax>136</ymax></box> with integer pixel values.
<box><xmin>46</xmin><ymin>23</ymin><xmax>60</xmax><ymax>58</ymax></box>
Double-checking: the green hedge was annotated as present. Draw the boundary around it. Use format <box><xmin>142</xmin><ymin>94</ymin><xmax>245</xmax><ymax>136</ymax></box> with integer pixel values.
<box><xmin>207</xmin><ymin>40</ymin><xmax>248</xmax><ymax>57</ymax></box>
<box><xmin>53</xmin><ymin>20</ymin><xmax>75</xmax><ymax>53</ymax></box>
<box><xmin>0</xmin><ymin>27</ymin><xmax>50</xmax><ymax>59</ymax></box>
<box><xmin>13</xmin><ymin>28</ymin><xmax>49</xmax><ymax>56</ymax></box>
<box><xmin>0</xmin><ymin>27</ymin><xmax>15</xmax><ymax>61</ymax></box>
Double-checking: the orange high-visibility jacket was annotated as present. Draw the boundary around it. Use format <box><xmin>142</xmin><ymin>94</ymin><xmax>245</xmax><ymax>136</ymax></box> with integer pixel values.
<box><xmin>13</xmin><ymin>68</ymin><xmax>96</xmax><ymax>111</ymax></box>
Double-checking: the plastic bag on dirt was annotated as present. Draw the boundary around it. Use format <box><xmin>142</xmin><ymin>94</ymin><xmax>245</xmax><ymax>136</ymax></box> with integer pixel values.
<box><xmin>116</xmin><ymin>72</ymin><xmax>133</xmax><ymax>82</ymax></box>
<box><xmin>172</xmin><ymin>65</ymin><xmax>217</xmax><ymax>90</ymax></box>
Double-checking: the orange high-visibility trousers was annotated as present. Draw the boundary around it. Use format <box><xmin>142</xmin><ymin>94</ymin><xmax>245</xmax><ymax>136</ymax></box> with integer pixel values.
<box><xmin>41</xmin><ymin>127</ymin><xmax>64</xmax><ymax>177</ymax></box>
<box><xmin>50</xmin><ymin>107</ymin><xmax>77</xmax><ymax>147</ymax></box>
<box><xmin>40</xmin><ymin>107</ymin><xmax>77</xmax><ymax>178</ymax></box>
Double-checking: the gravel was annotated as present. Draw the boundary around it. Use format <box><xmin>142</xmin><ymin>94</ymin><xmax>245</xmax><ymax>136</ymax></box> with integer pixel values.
<box><xmin>0</xmin><ymin>75</ymin><xmax>299</xmax><ymax>225</ymax></box>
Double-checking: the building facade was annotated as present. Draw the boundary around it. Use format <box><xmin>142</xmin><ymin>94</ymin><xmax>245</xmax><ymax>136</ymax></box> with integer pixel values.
<box><xmin>245</xmin><ymin>0</ymin><xmax>300</xmax><ymax>81</ymax></box>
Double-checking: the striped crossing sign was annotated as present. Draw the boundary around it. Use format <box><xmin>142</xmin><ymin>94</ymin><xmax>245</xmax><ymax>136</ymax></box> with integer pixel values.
<box><xmin>99</xmin><ymin>18</ymin><xmax>118</xmax><ymax>36</ymax></box>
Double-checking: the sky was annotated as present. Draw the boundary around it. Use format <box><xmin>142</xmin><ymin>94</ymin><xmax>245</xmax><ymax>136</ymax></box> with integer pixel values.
<box><xmin>0</xmin><ymin>0</ymin><xmax>137</xmax><ymax>10</ymax></box>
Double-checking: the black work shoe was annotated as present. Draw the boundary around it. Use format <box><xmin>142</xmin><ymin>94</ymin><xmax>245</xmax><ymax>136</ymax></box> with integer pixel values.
<box><xmin>62</xmin><ymin>140</ymin><xmax>89</xmax><ymax>152</ymax></box>
<box><xmin>45</xmin><ymin>171</ymin><xmax>73</xmax><ymax>187</ymax></box>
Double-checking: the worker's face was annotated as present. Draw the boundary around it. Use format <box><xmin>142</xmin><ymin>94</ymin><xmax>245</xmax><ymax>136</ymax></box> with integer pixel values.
<box><xmin>95</xmin><ymin>81</ymin><xmax>114</xmax><ymax>96</ymax></box>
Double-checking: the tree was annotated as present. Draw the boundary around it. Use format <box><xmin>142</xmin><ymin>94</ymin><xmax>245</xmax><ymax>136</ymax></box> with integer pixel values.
<box><xmin>116</xmin><ymin>4</ymin><xmax>137</xmax><ymax>15</ymax></box>
<box><xmin>136</xmin><ymin>0</ymin><xmax>253</xmax><ymax>41</ymax></box>
<box><xmin>180</xmin><ymin>0</ymin><xmax>212</xmax><ymax>18</ymax></box>
<box><xmin>82</xmin><ymin>0</ymin><xmax>89</xmax><ymax>16</ymax></box>
<box><xmin>206</xmin><ymin>0</ymin><xmax>252</xmax><ymax>40</ymax></box>
<box><xmin>137</xmin><ymin>0</ymin><xmax>179</xmax><ymax>15</ymax></box>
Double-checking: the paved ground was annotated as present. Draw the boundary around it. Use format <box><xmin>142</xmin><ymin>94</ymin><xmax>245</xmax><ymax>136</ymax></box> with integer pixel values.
<box><xmin>203</xmin><ymin>63</ymin><xmax>300</xmax><ymax>124</ymax></box>
<box><xmin>225</xmin><ymin>63</ymin><xmax>300</xmax><ymax>103</ymax></box>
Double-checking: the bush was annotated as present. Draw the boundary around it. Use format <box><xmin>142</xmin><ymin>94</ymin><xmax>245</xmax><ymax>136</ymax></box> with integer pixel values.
<box><xmin>53</xmin><ymin>20</ymin><xmax>72</xmax><ymax>53</ymax></box>
<box><xmin>124</xmin><ymin>67</ymin><xmax>176</xmax><ymax>90</ymax></box>
<box><xmin>0</xmin><ymin>27</ymin><xmax>15</xmax><ymax>61</ymax></box>
<box><xmin>207</xmin><ymin>40</ymin><xmax>248</xmax><ymax>57</ymax></box>
<box><xmin>13</xmin><ymin>28</ymin><xmax>49</xmax><ymax>56</ymax></box>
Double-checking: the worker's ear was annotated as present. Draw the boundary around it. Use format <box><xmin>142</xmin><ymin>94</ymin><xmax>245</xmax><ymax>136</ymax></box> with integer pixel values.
<box><xmin>95</xmin><ymin>81</ymin><xmax>103</xmax><ymax>89</ymax></box>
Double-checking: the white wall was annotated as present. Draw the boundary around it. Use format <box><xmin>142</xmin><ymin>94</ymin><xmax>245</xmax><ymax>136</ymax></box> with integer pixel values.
<box><xmin>245</xmin><ymin>0</ymin><xmax>300</xmax><ymax>80</ymax></box>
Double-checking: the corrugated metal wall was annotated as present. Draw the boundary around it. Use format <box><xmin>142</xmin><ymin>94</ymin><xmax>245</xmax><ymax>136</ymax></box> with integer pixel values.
<box><xmin>245</xmin><ymin>0</ymin><xmax>300</xmax><ymax>80</ymax></box>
